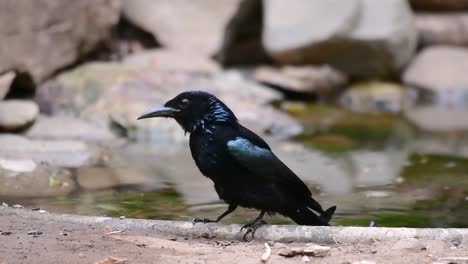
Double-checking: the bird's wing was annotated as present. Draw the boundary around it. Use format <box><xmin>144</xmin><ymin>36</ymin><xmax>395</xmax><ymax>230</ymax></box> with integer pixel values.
<box><xmin>226</xmin><ymin>137</ymin><xmax>313</xmax><ymax>201</ymax></box>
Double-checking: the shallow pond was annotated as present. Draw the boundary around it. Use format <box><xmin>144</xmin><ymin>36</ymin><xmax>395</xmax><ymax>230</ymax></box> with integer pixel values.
<box><xmin>2</xmin><ymin>103</ymin><xmax>467</xmax><ymax>228</ymax></box>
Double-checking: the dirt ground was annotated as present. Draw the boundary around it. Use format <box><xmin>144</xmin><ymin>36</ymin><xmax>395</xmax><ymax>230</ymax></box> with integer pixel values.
<box><xmin>0</xmin><ymin>211</ymin><xmax>467</xmax><ymax>264</ymax></box>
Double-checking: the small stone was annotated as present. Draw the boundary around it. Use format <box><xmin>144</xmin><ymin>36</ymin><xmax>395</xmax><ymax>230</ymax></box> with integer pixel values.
<box><xmin>38</xmin><ymin>210</ymin><xmax>47</xmax><ymax>214</ymax></box>
<box><xmin>302</xmin><ymin>255</ymin><xmax>310</xmax><ymax>263</ymax></box>
<box><xmin>12</xmin><ymin>204</ymin><xmax>24</xmax><ymax>209</ymax></box>
<box><xmin>302</xmin><ymin>245</ymin><xmax>331</xmax><ymax>257</ymax></box>
<box><xmin>119</xmin><ymin>216</ymin><xmax>126</xmax><ymax>220</ymax></box>
<box><xmin>253</xmin><ymin>65</ymin><xmax>347</xmax><ymax>96</ymax></box>
<box><xmin>0</xmin><ymin>231</ymin><xmax>12</xmax><ymax>235</ymax></box>
<box><xmin>445</xmin><ymin>162</ymin><xmax>456</xmax><ymax>168</ymax></box>
<box><xmin>0</xmin><ymin>100</ymin><xmax>39</xmax><ymax>132</ymax></box>
<box><xmin>1</xmin><ymin>202</ymin><xmax>8</xmax><ymax>207</ymax></box>
<box><xmin>340</xmin><ymin>81</ymin><xmax>404</xmax><ymax>113</ymax></box>
<box><xmin>352</xmin><ymin>261</ymin><xmax>377</xmax><ymax>264</ymax></box>
<box><xmin>278</xmin><ymin>247</ymin><xmax>296</xmax><ymax>257</ymax></box>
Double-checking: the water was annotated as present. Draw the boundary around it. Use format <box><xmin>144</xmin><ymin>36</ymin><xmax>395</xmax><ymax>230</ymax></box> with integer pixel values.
<box><xmin>1</xmin><ymin>103</ymin><xmax>467</xmax><ymax>228</ymax></box>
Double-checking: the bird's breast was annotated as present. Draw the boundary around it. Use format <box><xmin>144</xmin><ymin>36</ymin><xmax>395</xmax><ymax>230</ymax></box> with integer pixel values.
<box><xmin>189</xmin><ymin>133</ymin><xmax>224</xmax><ymax>175</ymax></box>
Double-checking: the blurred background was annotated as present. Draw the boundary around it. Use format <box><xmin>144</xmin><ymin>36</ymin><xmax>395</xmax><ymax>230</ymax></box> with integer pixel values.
<box><xmin>0</xmin><ymin>0</ymin><xmax>467</xmax><ymax>228</ymax></box>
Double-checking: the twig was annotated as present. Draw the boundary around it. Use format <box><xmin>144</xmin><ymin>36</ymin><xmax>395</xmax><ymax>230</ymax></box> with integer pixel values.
<box><xmin>105</xmin><ymin>230</ymin><xmax>125</xmax><ymax>235</ymax></box>
<box><xmin>261</xmin><ymin>242</ymin><xmax>271</xmax><ymax>262</ymax></box>
<box><xmin>332</xmin><ymin>236</ymin><xmax>339</xmax><ymax>247</ymax></box>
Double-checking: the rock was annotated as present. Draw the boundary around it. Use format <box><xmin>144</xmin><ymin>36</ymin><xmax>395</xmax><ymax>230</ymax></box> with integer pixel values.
<box><xmin>339</xmin><ymin>81</ymin><xmax>404</xmax><ymax>113</ymax></box>
<box><xmin>302</xmin><ymin>244</ymin><xmax>331</xmax><ymax>257</ymax></box>
<box><xmin>122</xmin><ymin>0</ymin><xmax>240</xmax><ymax>56</ymax></box>
<box><xmin>351</xmin><ymin>261</ymin><xmax>376</xmax><ymax>264</ymax></box>
<box><xmin>215</xmin><ymin>0</ymin><xmax>272</xmax><ymax>66</ymax></box>
<box><xmin>0</xmin><ymin>158</ymin><xmax>36</xmax><ymax>173</ymax></box>
<box><xmin>416</xmin><ymin>13</ymin><xmax>468</xmax><ymax>47</ymax></box>
<box><xmin>0</xmin><ymin>134</ymin><xmax>98</xmax><ymax>167</ymax></box>
<box><xmin>405</xmin><ymin>107</ymin><xmax>468</xmax><ymax>132</ymax></box>
<box><xmin>0</xmin><ymin>71</ymin><xmax>15</xmax><ymax>99</ymax></box>
<box><xmin>36</xmin><ymin>50</ymin><xmax>220</xmax><ymax>115</ymax></box>
<box><xmin>0</xmin><ymin>0</ymin><xmax>121</xmax><ymax>82</ymax></box>
<box><xmin>0</xmin><ymin>100</ymin><xmax>39</xmax><ymax>132</ymax></box>
<box><xmin>36</xmin><ymin>62</ymin><xmax>135</xmax><ymax>115</ymax></box>
<box><xmin>38</xmin><ymin>51</ymin><xmax>301</xmax><ymax>143</ymax></box>
<box><xmin>76</xmin><ymin>167</ymin><xmax>160</xmax><ymax>190</ymax></box>
<box><xmin>403</xmin><ymin>46</ymin><xmax>468</xmax><ymax>94</ymax></box>
<box><xmin>83</xmin><ymin>70</ymin><xmax>298</xmax><ymax>143</ymax></box>
<box><xmin>278</xmin><ymin>244</ymin><xmax>330</xmax><ymax>258</ymax></box>
<box><xmin>122</xmin><ymin>50</ymin><xmax>220</xmax><ymax>74</ymax></box>
<box><xmin>0</xmin><ymin>161</ymin><xmax>75</xmax><ymax>197</ymax></box>
<box><xmin>25</xmin><ymin>115</ymin><xmax>116</xmax><ymax>142</ymax></box>
<box><xmin>253</xmin><ymin>66</ymin><xmax>348</xmax><ymax>96</ymax></box>
<box><xmin>262</xmin><ymin>0</ymin><xmax>418</xmax><ymax>78</ymax></box>
<box><xmin>409</xmin><ymin>0</ymin><xmax>468</xmax><ymax>11</ymax></box>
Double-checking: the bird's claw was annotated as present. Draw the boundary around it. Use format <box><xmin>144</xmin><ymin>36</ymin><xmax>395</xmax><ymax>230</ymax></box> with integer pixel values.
<box><xmin>241</xmin><ymin>219</ymin><xmax>266</xmax><ymax>242</ymax></box>
<box><xmin>192</xmin><ymin>217</ymin><xmax>216</xmax><ymax>225</ymax></box>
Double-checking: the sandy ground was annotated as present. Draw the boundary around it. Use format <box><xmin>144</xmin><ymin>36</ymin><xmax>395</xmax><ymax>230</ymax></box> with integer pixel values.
<box><xmin>0</xmin><ymin>211</ymin><xmax>467</xmax><ymax>264</ymax></box>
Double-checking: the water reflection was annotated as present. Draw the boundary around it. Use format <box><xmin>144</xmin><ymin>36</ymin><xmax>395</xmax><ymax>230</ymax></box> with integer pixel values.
<box><xmin>1</xmin><ymin>102</ymin><xmax>468</xmax><ymax>228</ymax></box>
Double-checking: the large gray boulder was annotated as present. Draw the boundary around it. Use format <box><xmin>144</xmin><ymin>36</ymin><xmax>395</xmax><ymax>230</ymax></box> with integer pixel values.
<box><xmin>122</xmin><ymin>0</ymin><xmax>240</xmax><ymax>56</ymax></box>
<box><xmin>0</xmin><ymin>100</ymin><xmax>39</xmax><ymax>132</ymax></box>
<box><xmin>403</xmin><ymin>46</ymin><xmax>468</xmax><ymax>132</ymax></box>
<box><xmin>0</xmin><ymin>0</ymin><xmax>121</xmax><ymax>82</ymax></box>
<box><xmin>253</xmin><ymin>65</ymin><xmax>348</xmax><ymax>96</ymax></box>
<box><xmin>415</xmin><ymin>13</ymin><xmax>468</xmax><ymax>47</ymax></box>
<box><xmin>0</xmin><ymin>134</ymin><xmax>99</xmax><ymax>168</ymax></box>
<box><xmin>38</xmin><ymin>50</ymin><xmax>302</xmax><ymax>144</ymax></box>
<box><xmin>403</xmin><ymin>46</ymin><xmax>468</xmax><ymax>94</ymax></box>
<box><xmin>25</xmin><ymin>115</ymin><xmax>116</xmax><ymax>142</ymax></box>
<box><xmin>262</xmin><ymin>0</ymin><xmax>418</xmax><ymax>78</ymax></box>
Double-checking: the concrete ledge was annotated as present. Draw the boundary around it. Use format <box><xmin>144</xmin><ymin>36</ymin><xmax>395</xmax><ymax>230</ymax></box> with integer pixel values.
<box><xmin>2</xmin><ymin>207</ymin><xmax>467</xmax><ymax>244</ymax></box>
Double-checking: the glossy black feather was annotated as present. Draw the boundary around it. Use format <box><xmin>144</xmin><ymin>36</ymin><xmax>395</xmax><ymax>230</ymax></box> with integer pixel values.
<box><xmin>143</xmin><ymin>91</ymin><xmax>336</xmax><ymax>226</ymax></box>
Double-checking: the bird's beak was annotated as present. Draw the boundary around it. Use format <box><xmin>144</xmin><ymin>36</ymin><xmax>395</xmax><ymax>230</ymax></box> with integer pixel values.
<box><xmin>137</xmin><ymin>105</ymin><xmax>180</xmax><ymax>120</ymax></box>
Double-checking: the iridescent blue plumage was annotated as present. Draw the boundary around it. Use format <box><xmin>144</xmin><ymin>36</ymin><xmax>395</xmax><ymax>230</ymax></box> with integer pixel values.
<box><xmin>138</xmin><ymin>91</ymin><xmax>336</xmax><ymax>241</ymax></box>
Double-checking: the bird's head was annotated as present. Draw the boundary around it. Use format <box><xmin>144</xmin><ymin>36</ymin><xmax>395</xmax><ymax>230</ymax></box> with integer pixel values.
<box><xmin>137</xmin><ymin>91</ymin><xmax>237</xmax><ymax>133</ymax></box>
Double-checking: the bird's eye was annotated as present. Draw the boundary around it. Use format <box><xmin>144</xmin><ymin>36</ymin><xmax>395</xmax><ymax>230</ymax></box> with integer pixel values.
<box><xmin>180</xmin><ymin>98</ymin><xmax>190</xmax><ymax>108</ymax></box>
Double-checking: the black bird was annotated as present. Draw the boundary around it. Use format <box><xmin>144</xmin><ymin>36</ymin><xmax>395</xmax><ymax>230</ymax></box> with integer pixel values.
<box><xmin>138</xmin><ymin>91</ymin><xmax>336</xmax><ymax>240</ymax></box>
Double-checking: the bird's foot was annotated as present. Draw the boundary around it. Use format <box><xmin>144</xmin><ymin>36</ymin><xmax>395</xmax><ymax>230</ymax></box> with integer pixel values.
<box><xmin>192</xmin><ymin>217</ymin><xmax>217</xmax><ymax>225</ymax></box>
<box><xmin>241</xmin><ymin>219</ymin><xmax>266</xmax><ymax>242</ymax></box>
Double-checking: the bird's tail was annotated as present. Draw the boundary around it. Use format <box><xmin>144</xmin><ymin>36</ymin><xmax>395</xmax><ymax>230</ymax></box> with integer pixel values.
<box><xmin>319</xmin><ymin>206</ymin><xmax>336</xmax><ymax>224</ymax></box>
<box><xmin>285</xmin><ymin>205</ymin><xmax>336</xmax><ymax>226</ymax></box>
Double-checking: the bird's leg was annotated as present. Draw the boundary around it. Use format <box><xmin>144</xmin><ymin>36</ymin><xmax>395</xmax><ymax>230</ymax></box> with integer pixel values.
<box><xmin>193</xmin><ymin>204</ymin><xmax>238</xmax><ymax>224</ymax></box>
<box><xmin>241</xmin><ymin>210</ymin><xmax>266</xmax><ymax>242</ymax></box>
